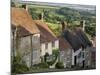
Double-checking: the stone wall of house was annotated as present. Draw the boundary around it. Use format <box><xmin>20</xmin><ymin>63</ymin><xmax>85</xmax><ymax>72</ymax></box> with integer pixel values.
<box><xmin>22</xmin><ymin>53</ymin><xmax>31</xmax><ymax>67</ymax></box>
<box><xmin>84</xmin><ymin>47</ymin><xmax>91</xmax><ymax>67</ymax></box>
<box><xmin>18</xmin><ymin>36</ymin><xmax>31</xmax><ymax>56</ymax></box>
<box><xmin>84</xmin><ymin>47</ymin><xmax>96</xmax><ymax>68</ymax></box>
<box><xmin>11</xmin><ymin>32</ymin><xmax>14</xmax><ymax>57</ymax></box>
<box><xmin>32</xmin><ymin>34</ymin><xmax>41</xmax><ymax>65</ymax></box>
<box><xmin>60</xmin><ymin>49</ymin><xmax>72</xmax><ymax>68</ymax></box>
<box><xmin>16</xmin><ymin>33</ymin><xmax>41</xmax><ymax>67</ymax></box>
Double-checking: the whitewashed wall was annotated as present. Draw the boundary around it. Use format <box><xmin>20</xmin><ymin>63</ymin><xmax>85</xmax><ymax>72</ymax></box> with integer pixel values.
<box><xmin>72</xmin><ymin>48</ymin><xmax>86</xmax><ymax>66</ymax></box>
<box><xmin>41</xmin><ymin>40</ymin><xmax>59</xmax><ymax>56</ymax></box>
<box><xmin>53</xmin><ymin>40</ymin><xmax>59</xmax><ymax>49</ymax></box>
<box><xmin>41</xmin><ymin>43</ymin><xmax>46</xmax><ymax>56</ymax></box>
<box><xmin>46</xmin><ymin>42</ymin><xmax>52</xmax><ymax>55</ymax></box>
<box><xmin>41</xmin><ymin>42</ymin><xmax>52</xmax><ymax>56</ymax></box>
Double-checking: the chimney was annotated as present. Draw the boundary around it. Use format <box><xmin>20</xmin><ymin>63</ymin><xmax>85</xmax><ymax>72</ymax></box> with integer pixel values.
<box><xmin>80</xmin><ymin>20</ymin><xmax>85</xmax><ymax>31</ymax></box>
<box><xmin>39</xmin><ymin>12</ymin><xmax>44</xmax><ymax>21</ymax></box>
<box><xmin>22</xmin><ymin>4</ymin><xmax>28</xmax><ymax>11</ymax></box>
<box><xmin>61</xmin><ymin>21</ymin><xmax>67</xmax><ymax>32</ymax></box>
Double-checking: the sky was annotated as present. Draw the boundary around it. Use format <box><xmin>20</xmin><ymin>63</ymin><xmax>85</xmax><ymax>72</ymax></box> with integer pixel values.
<box><xmin>23</xmin><ymin>0</ymin><xmax>96</xmax><ymax>5</ymax></box>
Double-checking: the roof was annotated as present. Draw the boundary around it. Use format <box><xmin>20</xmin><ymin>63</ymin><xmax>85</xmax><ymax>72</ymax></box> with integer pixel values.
<box><xmin>11</xmin><ymin>25</ymin><xmax>32</xmax><ymax>37</ymax></box>
<box><xmin>63</xmin><ymin>28</ymin><xmax>92</xmax><ymax>51</ymax></box>
<box><xmin>58</xmin><ymin>36</ymin><xmax>72</xmax><ymax>51</ymax></box>
<box><xmin>33</xmin><ymin>20</ymin><xmax>57</xmax><ymax>43</ymax></box>
<box><xmin>74</xmin><ymin>28</ymin><xmax>92</xmax><ymax>48</ymax></box>
<box><xmin>11</xmin><ymin>7</ymin><xmax>40</xmax><ymax>36</ymax></box>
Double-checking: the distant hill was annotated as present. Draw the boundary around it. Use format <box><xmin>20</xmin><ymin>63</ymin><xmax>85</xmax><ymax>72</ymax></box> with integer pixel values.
<box><xmin>19</xmin><ymin>1</ymin><xmax>96</xmax><ymax>14</ymax></box>
<box><xmin>16</xmin><ymin>1</ymin><xmax>96</xmax><ymax>37</ymax></box>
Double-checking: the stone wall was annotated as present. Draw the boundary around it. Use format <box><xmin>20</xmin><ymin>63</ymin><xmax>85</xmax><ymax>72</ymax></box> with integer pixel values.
<box><xmin>15</xmin><ymin>33</ymin><xmax>41</xmax><ymax>67</ymax></box>
<box><xmin>84</xmin><ymin>47</ymin><xmax>96</xmax><ymax>68</ymax></box>
<box><xmin>60</xmin><ymin>48</ymin><xmax>72</xmax><ymax>68</ymax></box>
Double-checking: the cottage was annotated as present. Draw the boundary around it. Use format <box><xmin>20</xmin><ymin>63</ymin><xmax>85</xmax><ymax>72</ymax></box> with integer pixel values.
<box><xmin>33</xmin><ymin>20</ymin><xmax>59</xmax><ymax>62</ymax></box>
<box><xmin>11</xmin><ymin>7</ymin><xmax>41</xmax><ymax>67</ymax></box>
<box><xmin>61</xmin><ymin>21</ymin><xmax>92</xmax><ymax>67</ymax></box>
<box><xmin>59</xmin><ymin>36</ymin><xmax>72</xmax><ymax>68</ymax></box>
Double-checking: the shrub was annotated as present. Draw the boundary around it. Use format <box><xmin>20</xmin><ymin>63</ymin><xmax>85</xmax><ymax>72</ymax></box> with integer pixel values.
<box><xmin>11</xmin><ymin>56</ymin><xmax>29</xmax><ymax>73</ymax></box>
<box><xmin>32</xmin><ymin>63</ymin><xmax>49</xmax><ymax>69</ymax></box>
<box><xmin>55</xmin><ymin>62</ymin><xmax>64</xmax><ymax>69</ymax></box>
<box><xmin>47</xmin><ymin>61</ymin><xmax>55</xmax><ymax>66</ymax></box>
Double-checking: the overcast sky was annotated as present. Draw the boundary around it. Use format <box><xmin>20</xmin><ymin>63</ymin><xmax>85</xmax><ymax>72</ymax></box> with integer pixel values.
<box><xmin>23</xmin><ymin>0</ymin><xmax>96</xmax><ymax>5</ymax></box>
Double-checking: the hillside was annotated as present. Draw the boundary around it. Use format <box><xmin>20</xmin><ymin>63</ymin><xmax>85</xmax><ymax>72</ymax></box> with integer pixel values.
<box><xmin>16</xmin><ymin>1</ymin><xmax>96</xmax><ymax>37</ymax></box>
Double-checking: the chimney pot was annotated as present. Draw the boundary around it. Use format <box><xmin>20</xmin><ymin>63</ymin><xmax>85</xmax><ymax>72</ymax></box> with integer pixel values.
<box><xmin>61</xmin><ymin>21</ymin><xmax>67</xmax><ymax>32</ymax></box>
<box><xmin>80</xmin><ymin>20</ymin><xmax>85</xmax><ymax>31</ymax></box>
<box><xmin>22</xmin><ymin>4</ymin><xmax>28</xmax><ymax>11</ymax></box>
<box><xmin>39</xmin><ymin>12</ymin><xmax>44</xmax><ymax>21</ymax></box>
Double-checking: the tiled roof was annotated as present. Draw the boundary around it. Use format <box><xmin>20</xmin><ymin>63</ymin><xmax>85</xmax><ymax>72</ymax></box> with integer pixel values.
<box><xmin>33</xmin><ymin>20</ymin><xmax>57</xmax><ymax>43</ymax></box>
<box><xmin>11</xmin><ymin>7</ymin><xmax>40</xmax><ymax>36</ymax></box>
<box><xmin>58</xmin><ymin>36</ymin><xmax>72</xmax><ymax>50</ymax></box>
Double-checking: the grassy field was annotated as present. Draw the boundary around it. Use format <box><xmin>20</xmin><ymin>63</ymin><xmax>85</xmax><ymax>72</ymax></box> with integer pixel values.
<box><xmin>29</xmin><ymin>4</ymin><xmax>60</xmax><ymax>9</ymax></box>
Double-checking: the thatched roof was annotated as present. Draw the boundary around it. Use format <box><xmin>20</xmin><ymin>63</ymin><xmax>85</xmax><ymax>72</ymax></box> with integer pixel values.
<box><xmin>11</xmin><ymin>7</ymin><xmax>40</xmax><ymax>37</ymax></box>
<box><xmin>33</xmin><ymin>20</ymin><xmax>57</xmax><ymax>43</ymax></box>
<box><xmin>74</xmin><ymin>28</ymin><xmax>92</xmax><ymax>48</ymax></box>
<box><xmin>63</xmin><ymin>28</ymin><xmax>92</xmax><ymax>51</ymax></box>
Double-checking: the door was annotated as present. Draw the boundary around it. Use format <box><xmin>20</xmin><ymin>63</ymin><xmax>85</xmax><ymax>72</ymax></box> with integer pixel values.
<box><xmin>74</xmin><ymin>56</ymin><xmax>77</xmax><ymax>65</ymax></box>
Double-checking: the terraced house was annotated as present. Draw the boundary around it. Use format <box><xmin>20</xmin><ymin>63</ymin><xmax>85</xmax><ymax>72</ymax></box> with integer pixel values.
<box><xmin>11</xmin><ymin>4</ymin><xmax>95</xmax><ymax>71</ymax></box>
<box><xmin>11</xmin><ymin>7</ymin><xmax>41</xmax><ymax>67</ymax></box>
<box><xmin>59</xmin><ymin>36</ymin><xmax>72</xmax><ymax>68</ymax></box>
<box><xmin>33</xmin><ymin>20</ymin><xmax>59</xmax><ymax>61</ymax></box>
<box><xmin>61</xmin><ymin>21</ymin><xmax>93</xmax><ymax>67</ymax></box>
<box><xmin>11</xmin><ymin>7</ymin><xmax>59</xmax><ymax>68</ymax></box>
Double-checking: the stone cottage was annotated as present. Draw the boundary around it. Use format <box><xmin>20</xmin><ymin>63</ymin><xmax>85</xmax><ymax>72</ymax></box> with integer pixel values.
<box><xmin>59</xmin><ymin>36</ymin><xmax>72</xmax><ymax>68</ymax></box>
<box><xmin>61</xmin><ymin>21</ymin><xmax>92</xmax><ymax>67</ymax></box>
<box><xmin>11</xmin><ymin>7</ymin><xmax>41</xmax><ymax>67</ymax></box>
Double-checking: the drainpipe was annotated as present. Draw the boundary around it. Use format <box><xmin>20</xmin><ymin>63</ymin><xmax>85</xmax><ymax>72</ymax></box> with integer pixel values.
<box><xmin>22</xmin><ymin>4</ymin><xmax>28</xmax><ymax>11</ymax></box>
<box><xmin>30</xmin><ymin>35</ymin><xmax>33</xmax><ymax>67</ymax></box>
<box><xmin>14</xmin><ymin>26</ymin><xmax>18</xmax><ymax>56</ymax></box>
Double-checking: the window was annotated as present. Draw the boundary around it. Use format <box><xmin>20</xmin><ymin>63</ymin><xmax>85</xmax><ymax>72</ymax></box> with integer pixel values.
<box><xmin>82</xmin><ymin>52</ymin><xmax>85</xmax><ymax>58</ymax></box>
<box><xmin>78</xmin><ymin>52</ymin><xmax>84</xmax><ymax>58</ymax></box>
<box><xmin>78</xmin><ymin>52</ymin><xmax>81</xmax><ymax>58</ymax></box>
<box><xmin>52</xmin><ymin>41</ymin><xmax>55</xmax><ymax>47</ymax></box>
<box><xmin>34</xmin><ymin>36</ymin><xmax>38</xmax><ymax>43</ymax></box>
<box><xmin>45</xmin><ymin>43</ymin><xmax>48</xmax><ymax>49</ymax></box>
